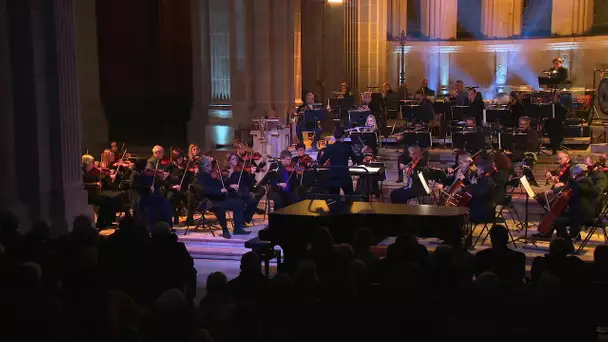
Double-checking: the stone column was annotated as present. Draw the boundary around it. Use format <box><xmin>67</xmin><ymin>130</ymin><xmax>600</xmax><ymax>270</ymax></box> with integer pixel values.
<box><xmin>294</xmin><ymin>0</ymin><xmax>302</xmax><ymax>106</ymax></box>
<box><xmin>252</xmin><ymin>0</ymin><xmax>274</xmax><ymax>117</ymax></box>
<box><xmin>48</xmin><ymin>0</ymin><xmax>91</xmax><ymax>233</ymax></box>
<box><xmin>357</xmin><ymin>0</ymin><xmax>388</xmax><ymax>92</ymax></box>
<box><xmin>230</xmin><ymin>0</ymin><xmax>254</xmax><ymax>140</ymax></box>
<box><xmin>271</xmin><ymin>0</ymin><xmax>291</xmax><ymax>120</ymax></box>
<box><xmin>73</xmin><ymin>0</ymin><xmax>108</xmax><ymax>155</ymax></box>
<box><xmin>481</xmin><ymin>0</ymin><xmax>523</xmax><ymax>38</ymax></box>
<box><xmin>188</xmin><ymin>0</ymin><xmax>211</xmax><ymax>148</ymax></box>
<box><xmin>552</xmin><ymin>0</ymin><xmax>593</xmax><ymax>36</ymax></box>
<box><xmin>420</xmin><ymin>0</ymin><xmax>458</xmax><ymax>39</ymax></box>
<box><xmin>0</xmin><ymin>0</ymin><xmax>26</xmax><ymax>223</ymax></box>
<box><xmin>388</xmin><ymin>0</ymin><xmax>407</xmax><ymax>39</ymax></box>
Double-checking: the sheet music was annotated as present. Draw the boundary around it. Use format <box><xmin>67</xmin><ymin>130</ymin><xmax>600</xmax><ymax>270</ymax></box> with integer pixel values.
<box><xmin>520</xmin><ymin>176</ymin><xmax>536</xmax><ymax>198</ymax></box>
<box><xmin>418</xmin><ymin>172</ymin><xmax>432</xmax><ymax>195</ymax></box>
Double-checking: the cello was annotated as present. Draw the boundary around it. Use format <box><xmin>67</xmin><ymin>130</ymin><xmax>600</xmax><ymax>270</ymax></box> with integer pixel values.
<box><xmin>537</xmin><ymin>185</ymin><xmax>572</xmax><ymax>234</ymax></box>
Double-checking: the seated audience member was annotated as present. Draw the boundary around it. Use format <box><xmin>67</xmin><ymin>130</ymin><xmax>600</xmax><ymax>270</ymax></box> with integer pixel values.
<box><xmin>352</xmin><ymin>227</ymin><xmax>379</xmax><ymax>273</ymax></box>
<box><xmin>198</xmin><ymin>272</ymin><xmax>236</xmax><ymax>341</ymax></box>
<box><xmin>228</xmin><ymin>251</ymin><xmax>271</xmax><ymax>304</ymax></box>
<box><xmin>589</xmin><ymin>244</ymin><xmax>608</xmax><ymax>282</ymax></box>
<box><xmin>474</xmin><ymin>225</ymin><xmax>525</xmax><ymax>283</ymax></box>
<box><xmin>148</xmin><ymin>222</ymin><xmax>196</xmax><ymax>301</ymax></box>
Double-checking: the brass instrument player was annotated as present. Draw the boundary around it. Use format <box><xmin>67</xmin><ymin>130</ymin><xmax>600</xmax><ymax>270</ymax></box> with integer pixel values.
<box><xmin>415</xmin><ymin>78</ymin><xmax>435</xmax><ymax>97</ymax></box>
<box><xmin>547</xmin><ymin>57</ymin><xmax>568</xmax><ymax>84</ymax></box>
<box><xmin>295</xmin><ymin>92</ymin><xmax>322</xmax><ymax>152</ymax></box>
<box><xmin>449</xmin><ymin>80</ymin><xmax>468</xmax><ymax>106</ymax></box>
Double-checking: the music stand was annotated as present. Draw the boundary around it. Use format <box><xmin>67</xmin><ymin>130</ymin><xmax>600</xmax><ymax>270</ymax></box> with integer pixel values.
<box><xmin>304</xmin><ymin>109</ymin><xmax>326</xmax><ymax>130</ymax></box>
<box><xmin>330</xmin><ymin>97</ymin><xmax>355</xmax><ymax>120</ymax></box>
<box><xmin>451</xmin><ymin>106</ymin><xmax>469</xmax><ymax>121</ymax></box>
<box><xmin>514</xmin><ymin>175</ymin><xmax>539</xmax><ymax>247</ymax></box>
<box><xmin>399</xmin><ymin>130</ymin><xmax>432</xmax><ymax>148</ymax></box>
<box><xmin>350</xmin><ymin>132</ymin><xmax>378</xmax><ymax>154</ymax></box>
<box><xmin>384</xmin><ymin>93</ymin><xmax>402</xmax><ymax>120</ymax></box>
<box><xmin>452</xmin><ymin>129</ymin><xmax>485</xmax><ymax>152</ymax></box>
<box><xmin>498</xmin><ymin>131</ymin><xmax>531</xmax><ymax>151</ymax></box>
<box><xmin>484</xmin><ymin>109</ymin><xmax>509</xmax><ymax>126</ymax></box>
<box><xmin>347</xmin><ymin>110</ymin><xmax>370</xmax><ymax>129</ymax></box>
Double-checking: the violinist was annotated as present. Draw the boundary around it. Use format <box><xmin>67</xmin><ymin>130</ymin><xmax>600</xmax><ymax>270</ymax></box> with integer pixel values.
<box><xmin>355</xmin><ymin>153</ymin><xmax>383</xmax><ymax>198</ymax></box>
<box><xmin>291</xmin><ymin>143</ymin><xmax>307</xmax><ymax>166</ymax></box>
<box><xmin>318</xmin><ymin>130</ymin><xmax>364</xmax><ymax>195</ymax></box>
<box><xmin>390</xmin><ymin>144</ymin><xmax>428</xmax><ymax>204</ymax></box>
<box><xmin>533</xmin><ymin>164</ymin><xmax>596</xmax><ymax>242</ymax></box>
<box><xmin>583</xmin><ymin>155</ymin><xmax>608</xmax><ymax>194</ymax></box>
<box><xmin>197</xmin><ymin>156</ymin><xmax>250</xmax><ymax>238</ymax></box>
<box><xmin>224</xmin><ymin>153</ymin><xmax>265</xmax><ymax>225</ymax></box>
<box><xmin>133</xmin><ymin>152</ymin><xmax>173</xmax><ymax>228</ymax></box>
<box><xmin>295</xmin><ymin>92</ymin><xmax>322</xmax><ymax>152</ymax></box>
<box><xmin>82</xmin><ymin>154</ymin><xmax>121</xmax><ymax>229</ymax></box>
<box><xmin>165</xmin><ymin>148</ymin><xmax>194</xmax><ymax>225</ymax></box>
<box><xmin>535</xmin><ymin>151</ymin><xmax>571</xmax><ymax>208</ymax></box>
<box><xmin>259</xmin><ymin>150</ymin><xmax>300</xmax><ymax>210</ymax></box>
<box><xmin>464</xmin><ymin>160</ymin><xmax>496</xmax><ymax>222</ymax></box>
<box><xmin>146</xmin><ymin>145</ymin><xmax>170</xmax><ymax>180</ymax></box>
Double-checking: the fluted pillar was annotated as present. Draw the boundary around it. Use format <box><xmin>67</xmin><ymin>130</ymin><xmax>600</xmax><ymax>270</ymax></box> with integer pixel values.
<box><xmin>420</xmin><ymin>0</ymin><xmax>458</xmax><ymax>39</ymax></box>
<box><xmin>357</xmin><ymin>0</ymin><xmax>388</xmax><ymax>92</ymax></box>
<box><xmin>388</xmin><ymin>0</ymin><xmax>407</xmax><ymax>39</ymax></box>
<box><xmin>49</xmin><ymin>0</ymin><xmax>91</xmax><ymax>232</ymax></box>
<box><xmin>188</xmin><ymin>0</ymin><xmax>211</xmax><ymax>148</ymax></box>
<box><xmin>271</xmin><ymin>0</ymin><xmax>293</xmax><ymax>120</ymax></box>
<box><xmin>552</xmin><ymin>0</ymin><xmax>593</xmax><ymax>36</ymax></box>
<box><xmin>73</xmin><ymin>0</ymin><xmax>108</xmax><ymax>154</ymax></box>
<box><xmin>252</xmin><ymin>0</ymin><xmax>274</xmax><ymax>117</ymax></box>
<box><xmin>481</xmin><ymin>0</ymin><xmax>523</xmax><ymax>38</ymax></box>
<box><xmin>0</xmin><ymin>0</ymin><xmax>26</xmax><ymax>223</ymax></box>
<box><xmin>294</xmin><ymin>0</ymin><xmax>302</xmax><ymax>105</ymax></box>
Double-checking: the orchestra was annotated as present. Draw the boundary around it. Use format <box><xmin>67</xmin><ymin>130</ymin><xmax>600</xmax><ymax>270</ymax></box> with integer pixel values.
<box><xmin>80</xmin><ymin>55</ymin><xmax>602</xmax><ymax>249</ymax></box>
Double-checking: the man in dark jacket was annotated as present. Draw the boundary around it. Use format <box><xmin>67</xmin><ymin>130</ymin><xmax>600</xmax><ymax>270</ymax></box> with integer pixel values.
<box><xmin>318</xmin><ymin>130</ymin><xmax>364</xmax><ymax>195</ymax></box>
<box><xmin>197</xmin><ymin>157</ymin><xmax>249</xmax><ymax>239</ymax></box>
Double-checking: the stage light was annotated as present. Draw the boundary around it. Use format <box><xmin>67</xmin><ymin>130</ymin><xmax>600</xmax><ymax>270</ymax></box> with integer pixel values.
<box><xmin>327</xmin><ymin>0</ymin><xmax>343</xmax><ymax>3</ymax></box>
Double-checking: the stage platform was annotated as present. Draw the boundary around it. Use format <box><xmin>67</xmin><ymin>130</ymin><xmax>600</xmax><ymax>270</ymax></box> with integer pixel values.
<box><xmin>99</xmin><ymin>145</ymin><xmax>607</xmax><ymax>301</ymax></box>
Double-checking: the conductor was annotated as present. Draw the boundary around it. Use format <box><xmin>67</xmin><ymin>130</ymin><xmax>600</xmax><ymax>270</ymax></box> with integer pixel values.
<box><xmin>318</xmin><ymin>130</ymin><xmax>365</xmax><ymax>195</ymax></box>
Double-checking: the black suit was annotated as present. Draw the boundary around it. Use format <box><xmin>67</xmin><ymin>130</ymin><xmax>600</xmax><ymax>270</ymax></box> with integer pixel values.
<box><xmin>464</xmin><ymin>96</ymin><xmax>485</xmax><ymax>125</ymax></box>
<box><xmin>545</xmin><ymin>103</ymin><xmax>566</xmax><ymax>152</ymax></box>
<box><xmin>549</xmin><ymin>66</ymin><xmax>568</xmax><ymax>83</ymax></box>
<box><xmin>197</xmin><ymin>171</ymin><xmax>246</xmax><ymax>232</ymax></box>
<box><xmin>415</xmin><ymin>87</ymin><xmax>435</xmax><ymax>97</ymax></box>
<box><xmin>318</xmin><ymin>140</ymin><xmax>361</xmax><ymax>195</ymax></box>
<box><xmin>468</xmin><ymin>175</ymin><xmax>495</xmax><ymax>222</ymax></box>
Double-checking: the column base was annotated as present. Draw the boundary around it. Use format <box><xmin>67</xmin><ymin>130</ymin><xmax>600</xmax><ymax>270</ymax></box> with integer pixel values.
<box><xmin>57</xmin><ymin>181</ymin><xmax>93</xmax><ymax>235</ymax></box>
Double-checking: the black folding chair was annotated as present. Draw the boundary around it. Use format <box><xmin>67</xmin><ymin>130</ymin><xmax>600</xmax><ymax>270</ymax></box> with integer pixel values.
<box><xmin>576</xmin><ymin>200</ymin><xmax>608</xmax><ymax>255</ymax></box>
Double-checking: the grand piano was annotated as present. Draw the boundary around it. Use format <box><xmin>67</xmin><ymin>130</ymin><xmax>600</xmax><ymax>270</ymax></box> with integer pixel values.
<box><xmin>259</xmin><ymin>199</ymin><xmax>470</xmax><ymax>272</ymax></box>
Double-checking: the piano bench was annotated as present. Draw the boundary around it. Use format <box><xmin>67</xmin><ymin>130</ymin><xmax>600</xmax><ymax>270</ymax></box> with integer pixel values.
<box><xmin>244</xmin><ymin>236</ymin><xmax>281</xmax><ymax>277</ymax></box>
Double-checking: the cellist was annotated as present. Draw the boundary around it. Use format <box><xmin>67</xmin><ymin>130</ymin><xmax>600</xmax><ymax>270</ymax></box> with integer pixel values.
<box><xmin>533</xmin><ymin>164</ymin><xmax>597</xmax><ymax>242</ymax></box>
<box><xmin>390</xmin><ymin>144</ymin><xmax>428</xmax><ymax>204</ymax></box>
<box><xmin>535</xmin><ymin>151</ymin><xmax>571</xmax><ymax>208</ymax></box>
